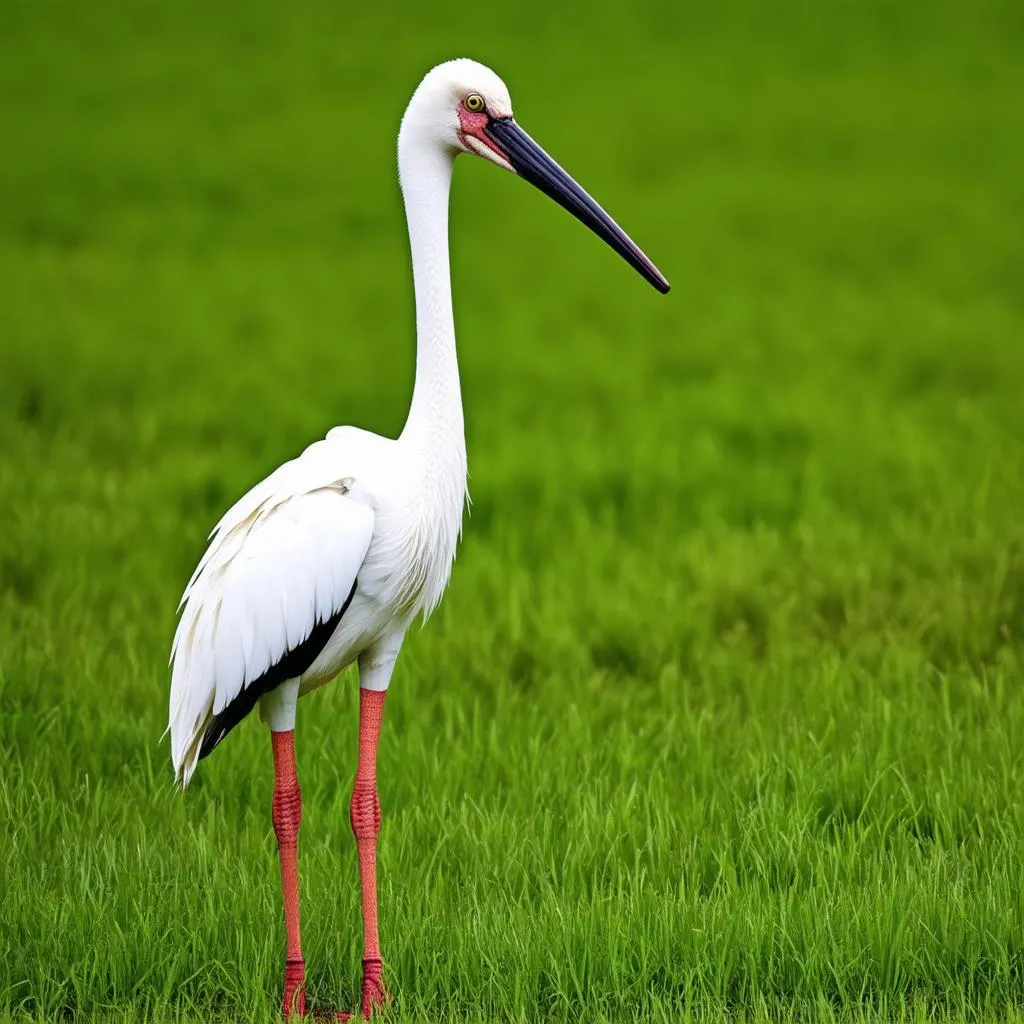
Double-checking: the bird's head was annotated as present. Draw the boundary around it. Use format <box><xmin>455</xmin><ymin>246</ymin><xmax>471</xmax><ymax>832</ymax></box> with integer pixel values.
<box><xmin>400</xmin><ymin>58</ymin><xmax>670</xmax><ymax>294</ymax></box>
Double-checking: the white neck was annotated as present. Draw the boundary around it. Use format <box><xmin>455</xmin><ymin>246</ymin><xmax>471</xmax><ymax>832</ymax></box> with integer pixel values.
<box><xmin>397</xmin><ymin>135</ymin><xmax>465</xmax><ymax>469</ymax></box>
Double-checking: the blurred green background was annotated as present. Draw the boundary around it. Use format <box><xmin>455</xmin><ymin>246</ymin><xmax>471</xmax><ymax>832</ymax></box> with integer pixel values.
<box><xmin>2</xmin><ymin>1</ymin><xmax>1023</xmax><ymax>1021</ymax></box>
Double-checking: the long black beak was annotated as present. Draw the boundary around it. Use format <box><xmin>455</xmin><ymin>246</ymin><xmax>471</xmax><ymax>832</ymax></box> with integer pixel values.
<box><xmin>485</xmin><ymin>116</ymin><xmax>670</xmax><ymax>294</ymax></box>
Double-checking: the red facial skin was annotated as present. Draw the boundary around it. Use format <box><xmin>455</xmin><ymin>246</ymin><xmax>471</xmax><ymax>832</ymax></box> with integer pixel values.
<box><xmin>457</xmin><ymin>105</ymin><xmax>510</xmax><ymax>163</ymax></box>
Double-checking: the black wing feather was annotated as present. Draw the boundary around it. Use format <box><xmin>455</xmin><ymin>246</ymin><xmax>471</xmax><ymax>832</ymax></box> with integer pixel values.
<box><xmin>197</xmin><ymin>579</ymin><xmax>358</xmax><ymax>761</ymax></box>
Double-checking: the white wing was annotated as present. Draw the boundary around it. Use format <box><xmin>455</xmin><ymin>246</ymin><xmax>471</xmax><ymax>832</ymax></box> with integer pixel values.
<box><xmin>168</xmin><ymin>440</ymin><xmax>375</xmax><ymax>786</ymax></box>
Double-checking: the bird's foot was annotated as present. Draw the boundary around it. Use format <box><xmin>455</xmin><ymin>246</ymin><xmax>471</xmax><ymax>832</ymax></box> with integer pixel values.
<box><xmin>282</xmin><ymin>955</ymin><xmax>389</xmax><ymax>1021</ymax></box>
<box><xmin>282</xmin><ymin>957</ymin><xmax>308</xmax><ymax>1020</ymax></box>
<box><xmin>282</xmin><ymin>957</ymin><xmax>353</xmax><ymax>1022</ymax></box>
<box><xmin>359</xmin><ymin>957</ymin><xmax>392</xmax><ymax>1019</ymax></box>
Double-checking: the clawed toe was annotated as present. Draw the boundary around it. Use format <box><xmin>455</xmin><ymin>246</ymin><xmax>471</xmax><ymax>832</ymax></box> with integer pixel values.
<box><xmin>360</xmin><ymin>957</ymin><xmax>391</xmax><ymax>1018</ymax></box>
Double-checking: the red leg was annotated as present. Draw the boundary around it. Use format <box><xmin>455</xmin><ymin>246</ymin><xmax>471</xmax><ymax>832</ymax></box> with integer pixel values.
<box><xmin>271</xmin><ymin>729</ymin><xmax>308</xmax><ymax>1020</ymax></box>
<box><xmin>350</xmin><ymin>689</ymin><xmax>391</xmax><ymax>1018</ymax></box>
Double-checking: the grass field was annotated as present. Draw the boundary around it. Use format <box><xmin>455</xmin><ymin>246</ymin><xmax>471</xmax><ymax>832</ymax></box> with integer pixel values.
<box><xmin>2</xmin><ymin>1</ymin><xmax>1024</xmax><ymax>1021</ymax></box>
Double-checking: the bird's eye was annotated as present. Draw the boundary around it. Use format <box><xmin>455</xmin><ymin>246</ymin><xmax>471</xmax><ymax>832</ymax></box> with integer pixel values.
<box><xmin>464</xmin><ymin>94</ymin><xmax>485</xmax><ymax>113</ymax></box>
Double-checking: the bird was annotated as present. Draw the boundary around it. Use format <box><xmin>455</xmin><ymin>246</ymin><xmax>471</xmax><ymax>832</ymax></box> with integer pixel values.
<box><xmin>167</xmin><ymin>57</ymin><xmax>669</xmax><ymax>1021</ymax></box>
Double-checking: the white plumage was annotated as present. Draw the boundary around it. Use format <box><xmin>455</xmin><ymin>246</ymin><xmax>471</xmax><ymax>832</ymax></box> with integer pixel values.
<box><xmin>169</xmin><ymin>426</ymin><xmax>464</xmax><ymax>785</ymax></box>
<box><xmin>167</xmin><ymin>56</ymin><xmax>666</xmax><ymax>788</ymax></box>
<box><xmin>169</xmin><ymin>447</ymin><xmax>373</xmax><ymax>781</ymax></box>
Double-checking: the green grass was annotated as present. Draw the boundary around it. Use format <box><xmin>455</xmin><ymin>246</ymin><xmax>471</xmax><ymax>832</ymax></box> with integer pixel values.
<box><xmin>2</xmin><ymin>0</ymin><xmax>1024</xmax><ymax>1020</ymax></box>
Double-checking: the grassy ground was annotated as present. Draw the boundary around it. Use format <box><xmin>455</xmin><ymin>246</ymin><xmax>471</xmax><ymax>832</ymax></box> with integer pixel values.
<box><xmin>2</xmin><ymin>0</ymin><xmax>1024</xmax><ymax>1020</ymax></box>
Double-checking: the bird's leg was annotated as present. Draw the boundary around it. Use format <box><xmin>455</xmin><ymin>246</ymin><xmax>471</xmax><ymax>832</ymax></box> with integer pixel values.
<box><xmin>350</xmin><ymin>687</ymin><xmax>391</xmax><ymax>1018</ymax></box>
<box><xmin>271</xmin><ymin>728</ymin><xmax>308</xmax><ymax>1020</ymax></box>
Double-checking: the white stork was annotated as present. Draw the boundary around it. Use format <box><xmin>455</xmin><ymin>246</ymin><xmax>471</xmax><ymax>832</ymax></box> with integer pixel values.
<box><xmin>168</xmin><ymin>57</ymin><xmax>668</xmax><ymax>1020</ymax></box>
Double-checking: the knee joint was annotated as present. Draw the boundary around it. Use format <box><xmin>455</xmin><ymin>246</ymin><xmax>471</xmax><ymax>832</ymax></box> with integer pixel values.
<box><xmin>272</xmin><ymin>780</ymin><xmax>302</xmax><ymax>841</ymax></box>
<box><xmin>349</xmin><ymin>780</ymin><xmax>381</xmax><ymax>840</ymax></box>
